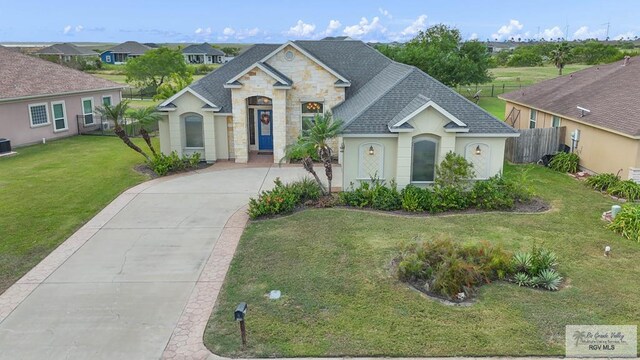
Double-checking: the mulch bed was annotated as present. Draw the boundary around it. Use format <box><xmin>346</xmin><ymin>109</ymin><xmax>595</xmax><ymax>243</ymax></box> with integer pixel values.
<box><xmin>134</xmin><ymin>162</ymin><xmax>213</xmax><ymax>179</ymax></box>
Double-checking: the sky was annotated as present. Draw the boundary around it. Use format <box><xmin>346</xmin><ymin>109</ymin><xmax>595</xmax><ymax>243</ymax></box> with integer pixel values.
<box><xmin>0</xmin><ymin>0</ymin><xmax>639</xmax><ymax>44</ymax></box>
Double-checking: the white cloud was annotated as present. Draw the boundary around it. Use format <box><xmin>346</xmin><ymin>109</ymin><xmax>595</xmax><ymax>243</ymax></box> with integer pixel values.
<box><xmin>491</xmin><ymin>19</ymin><xmax>524</xmax><ymax>41</ymax></box>
<box><xmin>535</xmin><ymin>26</ymin><xmax>564</xmax><ymax>40</ymax></box>
<box><xmin>573</xmin><ymin>26</ymin><xmax>606</xmax><ymax>40</ymax></box>
<box><xmin>324</xmin><ymin>20</ymin><xmax>342</xmax><ymax>36</ymax></box>
<box><xmin>614</xmin><ymin>31</ymin><xmax>636</xmax><ymax>40</ymax></box>
<box><xmin>378</xmin><ymin>8</ymin><xmax>392</xmax><ymax>19</ymax></box>
<box><xmin>401</xmin><ymin>14</ymin><xmax>427</xmax><ymax>37</ymax></box>
<box><xmin>343</xmin><ymin>17</ymin><xmax>386</xmax><ymax>39</ymax></box>
<box><xmin>75</xmin><ymin>25</ymin><xmax>83</xmax><ymax>33</ymax></box>
<box><xmin>285</xmin><ymin>20</ymin><xmax>316</xmax><ymax>38</ymax></box>
<box><xmin>469</xmin><ymin>33</ymin><xmax>479</xmax><ymax>40</ymax></box>
<box><xmin>194</xmin><ymin>27</ymin><xmax>212</xmax><ymax>36</ymax></box>
<box><xmin>63</xmin><ymin>25</ymin><xmax>72</xmax><ymax>34</ymax></box>
<box><xmin>218</xmin><ymin>27</ymin><xmax>261</xmax><ymax>41</ymax></box>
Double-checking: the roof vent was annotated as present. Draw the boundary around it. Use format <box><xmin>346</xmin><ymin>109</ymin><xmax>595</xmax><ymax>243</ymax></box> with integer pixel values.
<box><xmin>577</xmin><ymin>106</ymin><xmax>591</xmax><ymax>117</ymax></box>
<box><xmin>624</xmin><ymin>55</ymin><xmax>631</xmax><ymax>66</ymax></box>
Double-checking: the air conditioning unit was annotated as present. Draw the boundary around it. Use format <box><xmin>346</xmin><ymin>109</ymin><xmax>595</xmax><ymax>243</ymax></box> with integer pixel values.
<box><xmin>102</xmin><ymin>122</ymin><xmax>111</xmax><ymax>130</ymax></box>
<box><xmin>0</xmin><ymin>138</ymin><xmax>11</xmax><ymax>154</ymax></box>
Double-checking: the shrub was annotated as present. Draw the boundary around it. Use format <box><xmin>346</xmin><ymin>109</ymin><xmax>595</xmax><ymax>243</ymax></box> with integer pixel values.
<box><xmin>396</xmin><ymin>237</ymin><xmax>512</xmax><ymax>299</ymax></box>
<box><xmin>607</xmin><ymin>204</ymin><xmax>640</xmax><ymax>242</ymax></box>
<box><xmin>400</xmin><ymin>185</ymin><xmax>432</xmax><ymax>212</ymax></box>
<box><xmin>511</xmin><ymin>244</ymin><xmax>562</xmax><ymax>291</ymax></box>
<box><xmin>470</xmin><ymin>176</ymin><xmax>516</xmax><ymax>210</ymax></box>
<box><xmin>548</xmin><ymin>152</ymin><xmax>579</xmax><ymax>173</ymax></box>
<box><xmin>514</xmin><ymin>272</ymin><xmax>530</xmax><ymax>286</ymax></box>
<box><xmin>607</xmin><ymin>180</ymin><xmax>640</xmax><ymax>201</ymax></box>
<box><xmin>247</xmin><ymin>178</ymin><xmax>322</xmax><ymax>219</ymax></box>
<box><xmin>585</xmin><ymin>173</ymin><xmax>621</xmax><ymax>192</ymax></box>
<box><xmin>286</xmin><ymin>138</ymin><xmax>320</xmax><ymax>162</ymax></box>
<box><xmin>512</xmin><ymin>252</ymin><xmax>532</xmax><ymax>273</ymax></box>
<box><xmin>148</xmin><ymin>151</ymin><xmax>200</xmax><ymax>176</ymax></box>
<box><xmin>339</xmin><ymin>177</ymin><xmax>402</xmax><ymax>210</ymax></box>
<box><xmin>431</xmin><ymin>185</ymin><xmax>469</xmax><ymax>212</ymax></box>
<box><xmin>435</xmin><ymin>151</ymin><xmax>475</xmax><ymax>187</ymax></box>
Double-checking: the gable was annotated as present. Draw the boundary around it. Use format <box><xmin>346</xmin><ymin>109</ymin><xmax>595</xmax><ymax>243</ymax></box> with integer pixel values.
<box><xmin>264</xmin><ymin>45</ymin><xmax>340</xmax><ymax>87</ymax></box>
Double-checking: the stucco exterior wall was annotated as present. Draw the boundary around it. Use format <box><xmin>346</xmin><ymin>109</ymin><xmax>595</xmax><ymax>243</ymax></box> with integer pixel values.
<box><xmin>396</xmin><ymin>108</ymin><xmax>458</xmax><ymax>187</ymax></box>
<box><xmin>505</xmin><ymin>100</ymin><xmax>640</xmax><ymax>179</ymax></box>
<box><xmin>0</xmin><ymin>89</ymin><xmax>121</xmax><ymax>147</ymax></box>
<box><xmin>266</xmin><ymin>45</ymin><xmax>345</xmax><ymax>147</ymax></box>
<box><xmin>342</xmin><ymin>137</ymin><xmax>398</xmax><ymax>187</ymax></box>
<box><xmin>455</xmin><ymin>137</ymin><xmax>506</xmax><ymax>179</ymax></box>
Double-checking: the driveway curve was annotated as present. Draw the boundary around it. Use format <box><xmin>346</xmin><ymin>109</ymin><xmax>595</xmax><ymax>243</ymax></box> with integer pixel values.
<box><xmin>0</xmin><ymin>164</ymin><xmax>333</xmax><ymax>360</ymax></box>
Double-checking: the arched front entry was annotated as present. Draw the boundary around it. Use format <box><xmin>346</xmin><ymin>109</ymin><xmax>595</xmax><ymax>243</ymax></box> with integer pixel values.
<box><xmin>246</xmin><ymin>96</ymin><xmax>273</xmax><ymax>152</ymax></box>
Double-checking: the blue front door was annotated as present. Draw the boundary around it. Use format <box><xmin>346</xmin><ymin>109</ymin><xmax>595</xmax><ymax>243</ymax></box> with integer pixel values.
<box><xmin>257</xmin><ymin>110</ymin><xmax>273</xmax><ymax>150</ymax></box>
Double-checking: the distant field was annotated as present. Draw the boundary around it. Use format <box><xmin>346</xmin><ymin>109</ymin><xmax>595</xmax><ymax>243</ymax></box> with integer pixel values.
<box><xmin>488</xmin><ymin>64</ymin><xmax>591</xmax><ymax>86</ymax></box>
<box><xmin>92</xmin><ymin>73</ymin><xmax>206</xmax><ymax>85</ymax></box>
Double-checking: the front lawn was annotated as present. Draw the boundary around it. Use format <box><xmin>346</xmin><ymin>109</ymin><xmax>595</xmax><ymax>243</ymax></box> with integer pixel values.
<box><xmin>205</xmin><ymin>164</ymin><xmax>640</xmax><ymax>357</ymax></box>
<box><xmin>0</xmin><ymin>136</ymin><xmax>152</xmax><ymax>293</ymax></box>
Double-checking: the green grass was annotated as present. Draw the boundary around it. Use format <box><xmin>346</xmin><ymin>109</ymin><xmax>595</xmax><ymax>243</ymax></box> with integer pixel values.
<box><xmin>489</xmin><ymin>64</ymin><xmax>592</xmax><ymax>86</ymax></box>
<box><xmin>0</xmin><ymin>136</ymin><xmax>154</xmax><ymax>293</ymax></box>
<box><xmin>477</xmin><ymin>97</ymin><xmax>506</xmax><ymax>120</ymax></box>
<box><xmin>92</xmin><ymin>73</ymin><xmax>206</xmax><ymax>85</ymax></box>
<box><xmin>205</xmin><ymin>164</ymin><xmax>640</xmax><ymax>357</ymax></box>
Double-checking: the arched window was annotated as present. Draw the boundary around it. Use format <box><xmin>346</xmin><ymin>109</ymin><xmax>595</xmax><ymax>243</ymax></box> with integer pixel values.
<box><xmin>184</xmin><ymin>114</ymin><xmax>204</xmax><ymax>148</ymax></box>
<box><xmin>465</xmin><ymin>143</ymin><xmax>490</xmax><ymax>179</ymax></box>
<box><xmin>411</xmin><ymin>136</ymin><xmax>438</xmax><ymax>182</ymax></box>
<box><xmin>358</xmin><ymin>143</ymin><xmax>384</xmax><ymax>179</ymax></box>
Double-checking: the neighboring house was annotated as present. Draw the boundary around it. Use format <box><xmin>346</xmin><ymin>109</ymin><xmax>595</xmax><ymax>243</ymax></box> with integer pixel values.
<box><xmin>182</xmin><ymin>43</ymin><xmax>225</xmax><ymax>64</ymax></box>
<box><xmin>34</xmin><ymin>43</ymin><xmax>98</xmax><ymax>62</ymax></box>
<box><xmin>100</xmin><ymin>41</ymin><xmax>151</xmax><ymax>64</ymax></box>
<box><xmin>0</xmin><ymin>46</ymin><xmax>124</xmax><ymax>147</ymax></box>
<box><xmin>500</xmin><ymin>56</ymin><xmax>640</xmax><ymax>180</ymax></box>
<box><xmin>158</xmin><ymin>39</ymin><xmax>517</xmax><ymax>188</ymax></box>
<box><xmin>486</xmin><ymin>41</ymin><xmax>519</xmax><ymax>53</ymax></box>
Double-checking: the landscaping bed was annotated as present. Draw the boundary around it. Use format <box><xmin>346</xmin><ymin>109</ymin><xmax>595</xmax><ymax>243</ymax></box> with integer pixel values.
<box><xmin>204</xmin><ymin>163</ymin><xmax>640</xmax><ymax>357</ymax></box>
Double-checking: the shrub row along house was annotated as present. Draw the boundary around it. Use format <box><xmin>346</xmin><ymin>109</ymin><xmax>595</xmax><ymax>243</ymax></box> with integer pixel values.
<box><xmin>157</xmin><ymin>38</ymin><xmax>517</xmax><ymax>188</ymax></box>
<box><xmin>501</xmin><ymin>56</ymin><xmax>640</xmax><ymax>180</ymax></box>
<box><xmin>0</xmin><ymin>46</ymin><xmax>123</xmax><ymax>147</ymax></box>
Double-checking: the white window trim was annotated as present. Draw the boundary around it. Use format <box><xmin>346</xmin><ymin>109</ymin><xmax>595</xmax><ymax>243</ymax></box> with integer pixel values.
<box><xmin>301</xmin><ymin>101</ymin><xmax>324</xmax><ymax>131</ymax></box>
<box><xmin>357</xmin><ymin>142</ymin><xmax>385</xmax><ymax>180</ymax></box>
<box><xmin>51</xmin><ymin>100</ymin><xmax>68</xmax><ymax>132</ymax></box>
<box><xmin>28</xmin><ymin>102</ymin><xmax>50</xmax><ymax>128</ymax></box>
<box><xmin>82</xmin><ymin>97</ymin><xmax>94</xmax><ymax>125</ymax></box>
<box><xmin>410</xmin><ymin>135</ymin><xmax>439</xmax><ymax>184</ymax></box>
<box><xmin>183</xmin><ymin>114</ymin><xmax>205</xmax><ymax>150</ymax></box>
<box><xmin>102</xmin><ymin>95</ymin><xmax>112</xmax><ymax>106</ymax></box>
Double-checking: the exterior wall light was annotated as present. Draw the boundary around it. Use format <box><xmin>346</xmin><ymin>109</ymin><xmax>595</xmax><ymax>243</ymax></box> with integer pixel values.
<box><xmin>368</xmin><ymin>145</ymin><xmax>375</xmax><ymax>155</ymax></box>
<box><xmin>475</xmin><ymin>145</ymin><xmax>482</xmax><ymax>155</ymax></box>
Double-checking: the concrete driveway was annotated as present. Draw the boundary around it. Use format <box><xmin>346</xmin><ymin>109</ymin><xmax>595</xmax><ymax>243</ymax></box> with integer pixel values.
<box><xmin>0</xmin><ymin>165</ymin><xmax>338</xmax><ymax>360</ymax></box>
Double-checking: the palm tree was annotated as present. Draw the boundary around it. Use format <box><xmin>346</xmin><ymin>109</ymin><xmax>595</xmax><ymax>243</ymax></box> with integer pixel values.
<box><xmin>282</xmin><ymin>112</ymin><xmax>342</xmax><ymax>195</ymax></box>
<box><xmin>95</xmin><ymin>100</ymin><xmax>150</xmax><ymax>161</ymax></box>
<box><xmin>126</xmin><ymin>106</ymin><xmax>161</xmax><ymax>156</ymax></box>
<box><xmin>550</xmin><ymin>42</ymin><xmax>570</xmax><ymax>75</ymax></box>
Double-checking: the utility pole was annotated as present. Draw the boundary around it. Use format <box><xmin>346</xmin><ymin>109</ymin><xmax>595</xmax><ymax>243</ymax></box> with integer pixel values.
<box><xmin>602</xmin><ymin>22</ymin><xmax>610</xmax><ymax>40</ymax></box>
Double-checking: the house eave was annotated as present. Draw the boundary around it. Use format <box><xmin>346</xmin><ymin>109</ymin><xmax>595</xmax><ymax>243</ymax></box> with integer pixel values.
<box><xmin>341</xmin><ymin>133</ymin><xmax>399</xmax><ymax>138</ymax></box>
<box><xmin>456</xmin><ymin>132</ymin><xmax>520</xmax><ymax>138</ymax></box>
<box><xmin>0</xmin><ymin>86</ymin><xmax>126</xmax><ymax>104</ymax></box>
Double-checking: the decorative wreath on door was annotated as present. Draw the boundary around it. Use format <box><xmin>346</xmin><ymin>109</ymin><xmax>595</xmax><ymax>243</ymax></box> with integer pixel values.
<box><xmin>260</xmin><ymin>112</ymin><xmax>270</xmax><ymax>125</ymax></box>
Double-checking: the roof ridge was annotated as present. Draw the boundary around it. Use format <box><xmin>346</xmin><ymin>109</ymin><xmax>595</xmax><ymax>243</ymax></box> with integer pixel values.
<box><xmin>340</xmin><ymin>62</ymin><xmax>415</xmax><ymax>129</ymax></box>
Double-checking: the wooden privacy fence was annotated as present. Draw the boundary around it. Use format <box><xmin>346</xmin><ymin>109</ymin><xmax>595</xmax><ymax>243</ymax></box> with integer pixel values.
<box><xmin>505</xmin><ymin>126</ymin><xmax>566</xmax><ymax>163</ymax></box>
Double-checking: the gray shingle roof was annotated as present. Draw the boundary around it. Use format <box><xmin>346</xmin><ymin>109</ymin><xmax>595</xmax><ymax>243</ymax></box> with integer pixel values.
<box><xmin>105</xmin><ymin>41</ymin><xmax>151</xmax><ymax>55</ymax></box>
<box><xmin>189</xmin><ymin>44</ymin><xmax>281</xmax><ymax>112</ymax></box>
<box><xmin>182</xmin><ymin>43</ymin><xmax>225</xmax><ymax>56</ymax></box>
<box><xmin>35</xmin><ymin>43</ymin><xmax>97</xmax><ymax>56</ymax></box>
<box><xmin>185</xmin><ymin>40</ymin><xmax>516</xmax><ymax>135</ymax></box>
<box><xmin>388</xmin><ymin>94</ymin><xmax>431</xmax><ymax>129</ymax></box>
<box><xmin>258</xmin><ymin>62</ymin><xmax>292</xmax><ymax>86</ymax></box>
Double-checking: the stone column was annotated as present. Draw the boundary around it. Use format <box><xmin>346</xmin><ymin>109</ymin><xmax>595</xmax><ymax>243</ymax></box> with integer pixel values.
<box><xmin>232</xmin><ymin>94</ymin><xmax>248</xmax><ymax>163</ymax></box>
<box><xmin>271</xmin><ymin>89</ymin><xmax>287</xmax><ymax>163</ymax></box>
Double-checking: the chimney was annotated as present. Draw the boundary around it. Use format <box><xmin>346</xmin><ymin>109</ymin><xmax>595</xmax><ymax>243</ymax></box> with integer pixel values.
<box><xmin>624</xmin><ymin>55</ymin><xmax>631</xmax><ymax>66</ymax></box>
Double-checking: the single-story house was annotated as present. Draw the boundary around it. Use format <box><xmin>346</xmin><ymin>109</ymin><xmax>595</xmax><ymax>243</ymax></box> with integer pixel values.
<box><xmin>34</xmin><ymin>43</ymin><xmax>98</xmax><ymax>62</ymax></box>
<box><xmin>182</xmin><ymin>43</ymin><xmax>225</xmax><ymax>65</ymax></box>
<box><xmin>100</xmin><ymin>41</ymin><xmax>151</xmax><ymax>65</ymax></box>
<box><xmin>157</xmin><ymin>38</ymin><xmax>518</xmax><ymax>188</ymax></box>
<box><xmin>0</xmin><ymin>46</ymin><xmax>124</xmax><ymax>147</ymax></box>
<box><xmin>500</xmin><ymin>56</ymin><xmax>640</xmax><ymax>180</ymax></box>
